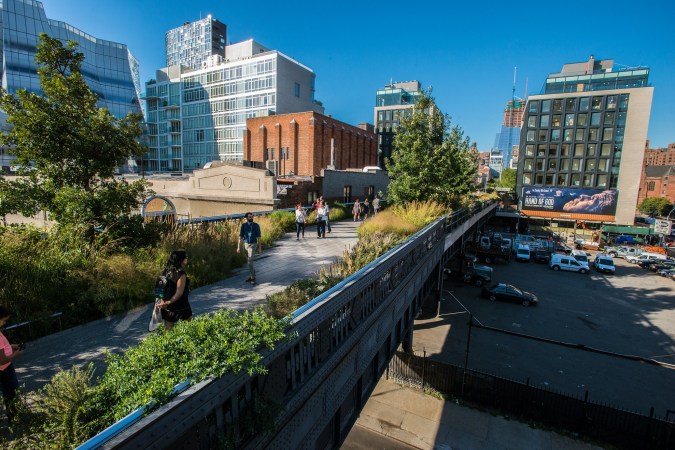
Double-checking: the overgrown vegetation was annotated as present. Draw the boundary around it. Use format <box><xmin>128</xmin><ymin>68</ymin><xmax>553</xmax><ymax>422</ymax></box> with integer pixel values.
<box><xmin>637</xmin><ymin>196</ymin><xmax>673</xmax><ymax>217</ymax></box>
<box><xmin>4</xmin><ymin>309</ymin><xmax>289</xmax><ymax>449</ymax></box>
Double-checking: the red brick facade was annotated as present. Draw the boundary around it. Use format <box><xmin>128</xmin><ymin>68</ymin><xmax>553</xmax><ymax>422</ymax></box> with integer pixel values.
<box><xmin>244</xmin><ymin>112</ymin><xmax>378</xmax><ymax>177</ymax></box>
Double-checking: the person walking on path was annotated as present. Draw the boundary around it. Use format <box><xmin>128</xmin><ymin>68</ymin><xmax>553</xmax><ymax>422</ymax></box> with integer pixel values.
<box><xmin>237</xmin><ymin>212</ymin><xmax>262</xmax><ymax>284</ymax></box>
<box><xmin>157</xmin><ymin>250</ymin><xmax>192</xmax><ymax>330</ymax></box>
<box><xmin>0</xmin><ymin>305</ymin><xmax>24</xmax><ymax>423</ymax></box>
<box><xmin>352</xmin><ymin>199</ymin><xmax>362</xmax><ymax>222</ymax></box>
<box><xmin>295</xmin><ymin>203</ymin><xmax>307</xmax><ymax>239</ymax></box>
<box><xmin>363</xmin><ymin>198</ymin><xmax>371</xmax><ymax>220</ymax></box>
<box><xmin>324</xmin><ymin>199</ymin><xmax>332</xmax><ymax>233</ymax></box>
<box><xmin>316</xmin><ymin>200</ymin><xmax>328</xmax><ymax>238</ymax></box>
<box><xmin>372</xmin><ymin>196</ymin><xmax>380</xmax><ymax>215</ymax></box>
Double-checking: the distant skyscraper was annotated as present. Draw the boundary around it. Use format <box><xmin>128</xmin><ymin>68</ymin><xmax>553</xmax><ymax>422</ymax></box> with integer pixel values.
<box><xmin>165</xmin><ymin>16</ymin><xmax>227</xmax><ymax>70</ymax></box>
<box><xmin>516</xmin><ymin>55</ymin><xmax>653</xmax><ymax>225</ymax></box>
<box><xmin>493</xmin><ymin>99</ymin><xmax>525</xmax><ymax>168</ymax></box>
<box><xmin>0</xmin><ymin>0</ymin><xmax>143</xmax><ymax>119</ymax></box>
<box><xmin>145</xmin><ymin>39</ymin><xmax>323</xmax><ymax>173</ymax></box>
<box><xmin>373</xmin><ymin>81</ymin><xmax>422</xmax><ymax>168</ymax></box>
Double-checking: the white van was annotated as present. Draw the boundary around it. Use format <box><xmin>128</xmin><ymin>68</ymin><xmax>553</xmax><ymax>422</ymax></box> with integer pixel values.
<box><xmin>549</xmin><ymin>253</ymin><xmax>589</xmax><ymax>274</ymax></box>
<box><xmin>594</xmin><ymin>255</ymin><xmax>615</xmax><ymax>274</ymax></box>
<box><xmin>571</xmin><ymin>250</ymin><xmax>590</xmax><ymax>265</ymax></box>
<box><xmin>516</xmin><ymin>244</ymin><xmax>531</xmax><ymax>262</ymax></box>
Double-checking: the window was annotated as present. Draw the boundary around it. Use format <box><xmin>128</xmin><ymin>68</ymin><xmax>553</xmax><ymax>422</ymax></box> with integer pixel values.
<box><xmin>536</xmin><ymin>159</ymin><xmax>545</xmax><ymax>170</ymax></box>
<box><xmin>589</xmin><ymin>128</ymin><xmax>599</xmax><ymax>141</ymax></box>
<box><xmin>528</xmin><ymin>116</ymin><xmax>536</xmax><ymax>127</ymax></box>
<box><xmin>592</xmin><ymin>97</ymin><xmax>603</xmax><ymax>110</ymax></box>
<box><xmin>537</xmin><ymin>145</ymin><xmax>546</xmax><ymax>156</ymax></box>
<box><xmin>294</xmin><ymin>82</ymin><xmax>300</xmax><ymax>97</ymax></box>
<box><xmin>571</xmin><ymin>174</ymin><xmax>581</xmax><ymax>186</ymax></box>
<box><xmin>596</xmin><ymin>174</ymin><xmax>608</xmax><ymax>188</ymax></box>
<box><xmin>583</xmin><ymin>174</ymin><xmax>594</xmax><ymax>187</ymax></box>
<box><xmin>524</xmin><ymin>159</ymin><xmax>533</xmax><ymax>170</ymax></box>
<box><xmin>598</xmin><ymin>158</ymin><xmax>609</xmax><ymax>172</ymax></box>
<box><xmin>587</xmin><ymin>144</ymin><xmax>597</xmax><ymax>157</ymax></box>
<box><xmin>552</xmin><ymin>115</ymin><xmax>562</xmax><ymax>127</ymax></box>
<box><xmin>606</xmin><ymin>96</ymin><xmax>617</xmax><ymax>109</ymax></box>
<box><xmin>602</xmin><ymin>128</ymin><xmax>614</xmax><ymax>141</ymax></box>
<box><xmin>585</xmin><ymin>159</ymin><xmax>596</xmax><ymax>171</ymax></box>
<box><xmin>523</xmin><ymin>173</ymin><xmax>532</xmax><ymax>184</ymax></box>
<box><xmin>572</xmin><ymin>159</ymin><xmax>582</xmax><ymax>171</ymax></box>
<box><xmin>577</xmin><ymin>113</ymin><xmax>588</xmax><ymax>126</ymax></box>
<box><xmin>565</xmin><ymin>98</ymin><xmax>576</xmax><ymax>111</ymax></box>
<box><xmin>548</xmin><ymin>160</ymin><xmax>557</xmax><ymax>171</ymax></box>
<box><xmin>196</xmin><ymin>129</ymin><xmax>204</xmax><ymax>141</ymax></box>
<box><xmin>525</xmin><ymin>145</ymin><xmax>534</xmax><ymax>156</ymax></box>
<box><xmin>557</xmin><ymin>173</ymin><xmax>568</xmax><ymax>186</ymax></box>
<box><xmin>538</xmin><ymin>130</ymin><xmax>547</xmax><ymax>141</ymax></box>
<box><xmin>548</xmin><ymin>145</ymin><xmax>558</xmax><ymax>157</ymax></box>
<box><xmin>541</xmin><ymin>100</ymin><xmax>551</xmax><ymax>113</ymax></box>
<box><xmin>579</xmin><ymin>97</ymin><xmax>590</xmax><ymax>112</ymax></box>
<box><xmin>601</xmin><ymin>143</ymin><xmax>612</xmax><ymax>156</ymax></box>
<box><xmin>561</xmin><ymin>144</ymin><xmax>571</xmax><ymax>157</ymax></box>
<box><xmin>553</xmin><ymin>99</ymin><xmax>563</xmax><ymax>112</ymax></box>
<box><xmin>343</xmin><ymin>185</ymin><xmax>352</xmax><ymax>202</ymax></box>
<box><xmin>564</xmin><ymin>129</ymin><xmax>573</xmax><ymax>141</ymax></box>
<box><xmin>528</xmin><ymin>101</ymin><xmax>539</xmax><ymax>113</ymax></box>
<box><xmin>590</xmin><ymin>112</ymin><xmax>601</xmax><ymax>126</ymax></box>
<box><xmin>575</xmin><ymin>129</ymin><xmax>585</xmax><ymax>141</ymax></box>
<box><xmin>604</xmin><ymin>111</ymin><xmax>615</xmax><ymax>125</ymax></box>
<box><xmin>560</xmin><ymin>159</ymin><xmax>570</xmax><ymax>171</ymax></box>
<box><xmin>565</xmin><ymin>114</ymin><xmax>575</xmax><ymax>126</ymax></box>
<box><xmin>619</xmin><ymin>94</ymin><xmax>629</xmax><ymax>110</ymax></box>
<box><xmin>647</xmin><ymin>181</ymin><xmax>655</xmax><ymax>191</ymax></box>
<box><xmin>546</xmin><ymin>174</ymin><xmax>554</xmax><ymax>185</ymax></box>
<box><xmin>535</xmin><ymin>174</ymin><xmax>544</xmax><ymax>185</ymax></box>
<box><xmin>527</xmin><ymin>131</ymin><xmax>535</xmax><ymax>142</ymax></box>
<box><xmin>540</xmin><ymin>115</ymin><xmax>550</xmax><ymax>127</ymax></box>
<box><xmin>574</xmin><ymin>144</ymin><xmax>584</xmax><ymax>156</ymax></box>
<box><xmin>551</xmin><ymin>129</ymin><xmax>560</xmax><ymax>141</ymax></box>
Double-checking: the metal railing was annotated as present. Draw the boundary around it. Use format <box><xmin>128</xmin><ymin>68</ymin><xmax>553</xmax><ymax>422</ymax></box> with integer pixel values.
<box><xmin>89</xmin><ymin>201</ymin><xmax>496</xmax><ymax>449</ymax></box>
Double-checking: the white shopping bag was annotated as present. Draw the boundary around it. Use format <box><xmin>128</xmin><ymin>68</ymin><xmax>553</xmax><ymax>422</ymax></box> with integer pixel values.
<box><xmin>148</xmin><ymin>304</ymin><xmax>164</xmax><ymax>332</ymax></box>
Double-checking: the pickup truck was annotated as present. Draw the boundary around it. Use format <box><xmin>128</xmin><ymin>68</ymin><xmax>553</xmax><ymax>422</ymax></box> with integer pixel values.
<box><xmin>604</xmin><ymin>246</ymin><xmax>642</xmax><ymax>259</ymax></box>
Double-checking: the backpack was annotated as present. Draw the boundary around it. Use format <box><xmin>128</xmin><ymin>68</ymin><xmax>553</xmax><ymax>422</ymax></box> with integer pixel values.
<box><xmin>154</xmin><ymin>273</ymin><xmax>176</xmax><ymax>300</ymax></box>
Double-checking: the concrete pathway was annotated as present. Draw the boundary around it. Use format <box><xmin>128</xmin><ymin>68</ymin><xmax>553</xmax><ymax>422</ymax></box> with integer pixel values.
<box><xmin>15</xmin><ymin>220</ymin><xmax>360</xmax><ymax>392</ymax></box>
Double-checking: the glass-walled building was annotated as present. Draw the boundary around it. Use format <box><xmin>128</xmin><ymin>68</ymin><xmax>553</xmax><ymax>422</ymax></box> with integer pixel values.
<box><xmin>165</xmin><ymin>16</ymin><xmax>227</xmax><ymax>70</ymax></box>
<box><xmin>374</xmin><ymin>81</ymin><xmax>422</xmax><ymax>168</ymax></box>
<box><xmin>0</xmin><ymin>0</ymin><xmax>143</xmax><ymax>119</ymax></box>
<box><xmin>516</xmin><ymin>55</ymin><xmax>653</xmax><ymax>225</ymax></box>
<box><xmin>493</xmin><ymin>99</ymin><xmax>525</xmax><ymax>168</ymax></box>
<box><xmin>144</xmin><ymin>40</ymin><xmax>323</xmax><ymax>173</ymax></box>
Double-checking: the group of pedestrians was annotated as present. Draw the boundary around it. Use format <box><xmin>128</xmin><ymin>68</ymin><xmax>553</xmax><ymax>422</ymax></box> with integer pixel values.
<box><xmin>352</xmin><ymin>196</ymin><xmax>380</xmax><ymax>221</ymax></box>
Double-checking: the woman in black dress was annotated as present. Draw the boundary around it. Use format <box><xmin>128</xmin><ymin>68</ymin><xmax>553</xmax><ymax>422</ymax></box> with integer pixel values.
<box><xmin>158</xmin><ymin>249</ymin><xmax>192</xmax><ymax>330</ymax></box>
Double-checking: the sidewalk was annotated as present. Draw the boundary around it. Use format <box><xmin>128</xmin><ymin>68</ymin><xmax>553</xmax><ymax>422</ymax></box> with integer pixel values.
<box><xmin>345</xmin><ymin>377</ymin><xmax>603</xmax><ymax>450</ymax></box>
<box><xmin>15</xmin><ymin>220</ymin><xmax>360</xmax><ymax>392</ymax></box>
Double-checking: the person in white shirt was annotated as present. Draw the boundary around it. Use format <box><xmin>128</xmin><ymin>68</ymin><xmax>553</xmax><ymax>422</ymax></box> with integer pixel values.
<box><xmin>295</xmin><ymin>203</ymin><xmax>307</xmax><ymax>239</ymax></box>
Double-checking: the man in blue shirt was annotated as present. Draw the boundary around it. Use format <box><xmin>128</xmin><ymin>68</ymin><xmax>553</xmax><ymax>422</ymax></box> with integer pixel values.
<box><xmin>237</xmin><ymin>212</ymin><xmax>262</xmax><ymax>284</ymax></box>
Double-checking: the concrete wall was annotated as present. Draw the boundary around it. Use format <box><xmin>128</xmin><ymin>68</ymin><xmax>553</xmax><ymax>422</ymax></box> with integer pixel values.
<box><xmin>276</xmin><ymin>54</ymin><xmax>323</xmax><ymax>115</ymax></box>
<box><xmin>144</xmin><ymin>163</ymin><xmax>278</xmax><ymax>218</ymax></box>
<box><xmin>616</xmin><ymin>87</ymin><xmax>653</xmax><ymax>224</ymax></box>
<box><xmin>321</xmin><ymin>169</ymin><xmax>390</xmax><ymax>203</ymax></box>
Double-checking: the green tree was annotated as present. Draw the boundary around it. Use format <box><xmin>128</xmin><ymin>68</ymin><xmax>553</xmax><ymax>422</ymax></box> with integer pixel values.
<box><xmin>385</xmin><ymin>93</ymin><xmax>477</xmax><ymax>206</ymax></box>
<box><xmin>494</xmin><ymin>168</ymin><xmax>517</xmax><ymax>190</ymax></box>
<box><xmin>0</xmin><ymin>33</ymin><xmax>150</xmax><ymax>243</ymax></box>
<box><xmin>638</xmin><ymin>197</ymin><xmax>673</xmax><ymax>217</ymax></box>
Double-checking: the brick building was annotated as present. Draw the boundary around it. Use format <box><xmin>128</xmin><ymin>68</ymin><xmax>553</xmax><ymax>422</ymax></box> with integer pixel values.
<box><xmin>637</xmin><ymin>165</ymin><xmax>675</xmax><ymax>205</ymax></box>
<box><xmin>643</xmin><ymin>142</ymin><xmax>675</xmax><ymax>166</ymax></box>
<box><xmin>244</xmin><ymin>112</ymin><xmax>378</xmax><ymax>177</ymax></box>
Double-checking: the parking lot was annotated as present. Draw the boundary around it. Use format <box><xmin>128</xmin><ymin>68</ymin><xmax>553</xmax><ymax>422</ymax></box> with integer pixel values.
<box><xmin>413</xmin><ymin>251</ymin><xmax>675</xmax><ymax>418</ymax></box>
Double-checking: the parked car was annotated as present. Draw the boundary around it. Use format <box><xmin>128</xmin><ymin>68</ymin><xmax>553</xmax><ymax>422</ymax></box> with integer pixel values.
<box><xmin>481</xmin><ymin>283</ymin><xmax>538</xmax><ymax>307</ymax></box>
<box><xmin>549</xmin><ymin>254</ymin><xmax>589</xmax><ymax>274</ymax></box>
<box><xmin>463</xmin><ymin>265</ymin><xmax>493</xmax><ymax>287</ymax></box>
<box><xmin>571</xmin><ymin>250</ymin><xmax>590</xmax><ymax>265</ymax></box>
<box><xmin>647</xmin><ymin>261</ymin><xmax>675</xmax><ymax>272</ymax></box>
<box><xmin>604</xmin><ymin>246</ymin><xmax>642</xmax><ymax>259</ymax></box>
<box><xmin>533</xmin><ymin>249</ymin><xmax>552</xmax><ymax>264</ymax></box>
<box><xmin>626</xmin><ymin>252</ymin><xmax>667</xmax><ymax>264</ymax></box>
<box><xmin>593</xmin><ymin>255</ymin><xmax>615</xmax><ymax>274</ymax></box>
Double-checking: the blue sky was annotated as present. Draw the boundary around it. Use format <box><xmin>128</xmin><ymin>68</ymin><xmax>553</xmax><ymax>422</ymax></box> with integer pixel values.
<box><xmin>45</xmin><ymin>0</ymin><xmax>675</xmax><ymax>150</ymax></box>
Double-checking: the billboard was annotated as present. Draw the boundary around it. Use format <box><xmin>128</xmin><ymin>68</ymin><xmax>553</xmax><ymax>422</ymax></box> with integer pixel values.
<box><xmin>522</xmin><ymin>187</ymin><xmax>618</xmax><ymax>216</ymax></box>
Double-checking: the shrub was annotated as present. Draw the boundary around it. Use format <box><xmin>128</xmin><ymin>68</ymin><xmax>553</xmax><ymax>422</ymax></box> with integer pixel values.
<box><xmin>357</xmin><ymin>210</ymin><xmax>417</xmax><ymax>239</ymax></box>
<box><xmin>392</xmin><ymin>201</ymin><xmax>447</xmax><ymax>228</ymax></box>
